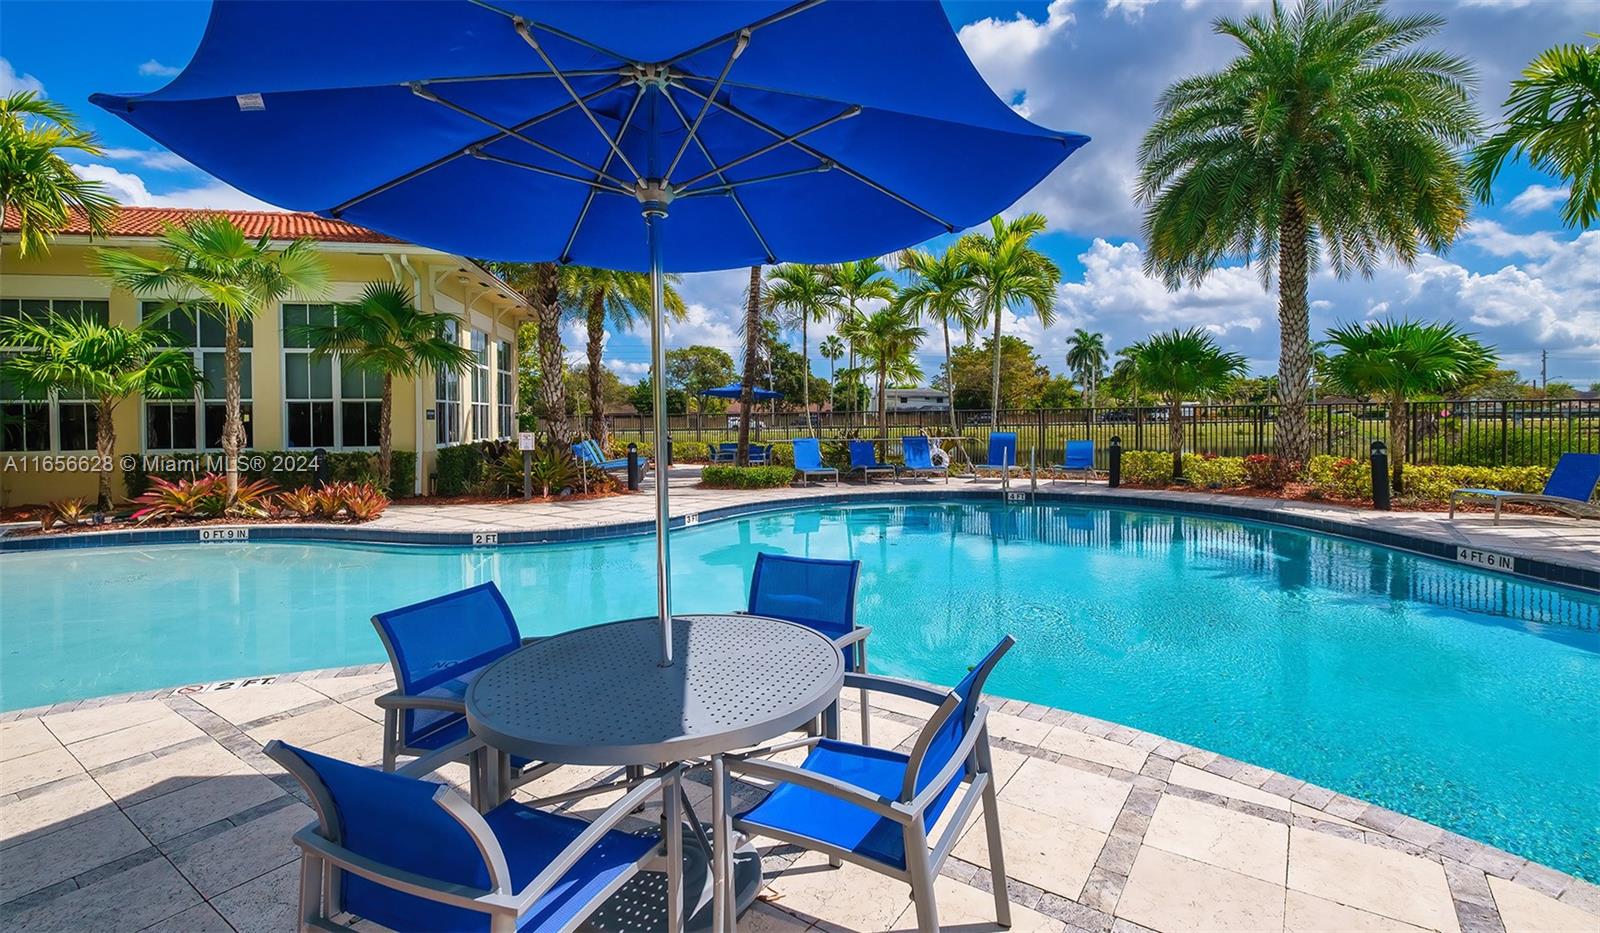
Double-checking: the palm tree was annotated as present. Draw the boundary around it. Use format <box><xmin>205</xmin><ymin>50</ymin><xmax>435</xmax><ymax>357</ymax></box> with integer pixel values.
<box><xmin>845</xmin><ymin>308</ymin><xmax>925</xmax><ymax>444</ymax></box>
<box><xmin>818</xmin><ymin>334</ymin><xmax>845</xmax><ymax>412</ymax></box>
<box><xmin>561</xmin><ymin>266</ymin><xmax>684</xmax><ymax>444</ymax></box>
<box><xmin>956</xmin><ymin>214</ymin><xmax>1059</xmax><ymax>424</ymax></box>
<box><xmin>1110</xmin><ymin>346</ymin><xmax>1143</xmax><ymax>407</ymax></box>
<box><xmin>736</xmin><ymin>265</ymin><xmax>764</xmax><ymax>465</ymax></box>
<box><xmin>1065</xmin><ymin>329</ymin><xmax>1108</xmax><ymax>408</ymax></box>
<box><xmin>97</xmin><ymin>216</ymin><xmax>329</xmax><ymax>493</ymax></box>
<box><xmin>895</xmin><ymin>246</ymin><xmax>973</xmax><ymax>432</ymax></box>
<box><xmin>764</xmin><ymin>263</ymin><xmax>841</xmax><ymax>437</ymax></box>
<box><xmin>290</xmin><ymin>281</ymin><xmax>476</xmax><ymax>489</ymax></box>
<box><xmin>828</xmin><ymin>258</ymin><xmax>898</xmax><ymax>424</ymax></box>
<box><xmin>0</xmin><ymin>91</ymin><xmax>118</xmax><ymax>256</ymax></box>
<box><xmin>1136</xmin><ymin>0</ymin><xmax>1480</xmax><ymax>468</ymax></box>
<box><xmin>485</xmin><ymin>262</ymin><xmax>570</xmax><ymax>441</ymax></box>
<box><xmin>1131</xmin><ymin>328</ymin><xmax>1248</xmax><ymax>479</ymax></box>
<box><xmin>0</xmin><ymin>315</ymin><xmax>200</xmax><ymax>509</ymax></box>
<box><xmin>1469</xmin><ymin>35</ymin><xmax>1600</xmax><ymax>230</ymax></box>
<box><xmin>1321</xmin><ymin>320</ymin><xmax>1495</xmax><ymax>493</ymax></box>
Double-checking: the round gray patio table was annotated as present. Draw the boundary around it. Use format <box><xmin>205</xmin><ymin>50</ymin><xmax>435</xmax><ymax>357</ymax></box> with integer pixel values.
<box><xmin>465</xmin><ymin>613</ymin><xmax>844</xmax><ymax>933</ymax></box>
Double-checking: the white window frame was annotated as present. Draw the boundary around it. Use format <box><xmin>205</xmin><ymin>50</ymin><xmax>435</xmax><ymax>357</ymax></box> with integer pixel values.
<box><xmin>496</xmin><ymin>337</ymin><xmax>515</xmax><ymax>439</ymax></box>
<box><xmin>139</xmin><ymin>300</ymin><xmax>252</xmax><ymax>452</ymax></box>
<box><xmin>1</xmin><ymin>298</ymin><xmax>110</xmax><ymax>453</ymax></box>
<box><xmin>469</xmin><ymin>329</ymin><xmax>491</xmax><ymax>442</ymax></box>
<box><xmin>435</xmin><ymin>318</ymin><xmax>463</xmax><ymax>446</ymax></box>
<box><xmin>280</xmin><ymin>302</ymin><xmax>383</xmax><ymax>450</ymax></box>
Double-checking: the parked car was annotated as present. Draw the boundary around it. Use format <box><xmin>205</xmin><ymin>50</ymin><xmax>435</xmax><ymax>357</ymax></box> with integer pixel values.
<box><xmin>727</xmin><ymin>415</ymin><xmax>767</xmax><ymax>430</ymax></box>
<box><xmin>963</xmin><ymin>412</ymin><xmax>994</xmax><ymax>427</ymax></box>
<box><xmin>790</xmin><ymin>413</ymin><xmax>821</xmax><ymax>428</ymax></box>
<box><xmin>1098</xmin><ymin>410</ymin><xmax>1135</xmax><ymax>423</ymax></box>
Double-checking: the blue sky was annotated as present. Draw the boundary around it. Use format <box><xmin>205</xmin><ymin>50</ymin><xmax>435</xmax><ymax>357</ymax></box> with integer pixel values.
<box><xmin>3</xmin><ymin>0</ymin><xmax>1596</xmax><ymax>388</ymax></box>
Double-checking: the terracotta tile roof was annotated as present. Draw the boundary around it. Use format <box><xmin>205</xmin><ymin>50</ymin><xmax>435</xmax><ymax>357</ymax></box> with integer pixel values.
<box><xmin>2</xmin><ymin>206</ymin><xmax>404</xmax><ymax>244</ymax></box>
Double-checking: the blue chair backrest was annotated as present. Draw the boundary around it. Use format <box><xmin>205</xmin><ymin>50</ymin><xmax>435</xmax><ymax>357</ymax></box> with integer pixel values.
<box><xmin>748</xmin><ymin>553</ymin><xmax>861</xmax><ymax>649</ymax></box>
<box><xmin>849</xmin><ymin>440</ymin><xmax>881</xmax><ymax>469</ymax></box>
<box><xmin>1064</xmin><ymin>440</ymin><xmax>1094</xmax><ymax>469</ymax></box>
<box><xmin>749</xmin><ymin>444</ymin><xmax>772</xmax><ymax>464</ymax></box>
<box><xmin>793</xmin><ymin>438</ymin><xmax>825</xmax><ymax>470</ymax></box>
<box><xmin>371</xmin><ymin>583</ymin><xmax>520</xmax><ymax>747</ymax></box>
<box><xmin>572</xmin><ymin>442</ymin><xmax>596</xmax><ymax>465</ymax></box>
<box><xmin>267</xmin><ymin>741</ymin><xmax>495</xmax><ymax>932</ymax></box>
<box><xmin>986</xmin><ymin>432</ymin><xmax>1017</xmax><ymax>467</ymax></box>
<box><xmin>902</xmin><ymin>435</ymin><xmax>934</xmax><ymax>469</ymax></box>
<box><xmin>905</xmin><ymin>636</ymin><xmax>1015</xmax><ymax>827</ymax></box>
<box><xmin>584</xmin><ymin>440</ymin><xmax>611</xmax><ymax>463</ymax></box>
<box><xmin>1545</xmin><ymin>453</ymin><xmax>1600</xmax><ymax>501</ymax></box>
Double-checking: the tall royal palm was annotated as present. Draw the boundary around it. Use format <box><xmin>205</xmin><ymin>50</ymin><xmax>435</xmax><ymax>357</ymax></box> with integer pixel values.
<box><xmin>1132</xmin><ymin>328</ymin><xmax>1249</xmax><ymax>479</ymax></box>
<box><xmin>292</xmin><ymin>281</ymin><xmax>476</xmax><ymax>490</ymax></box>
<box><xmin>818</xmin><ymin>334</ymin><xmax>845</xmax><ymax>412</ymax></box>
<box><xmin>1470</xmin><ymin>35</ymin><xmax>1600</xmax><ymax>230</ymax></box>
<box><xmin>0</xmin><ymin>91</ymin><xmax>117</xmax><ymax>256</ymax></box>
<box><xmin>1322</xmin><ymin>320</ymin><xmax>1495</xmax><ymax>493</ymax></box>
<box><xmin>736</xmin><ymin>266</ymin><xmax>763</xmax><ymax>465</ymax></box>
<box><xmin>847</xmin><ymin>308</ymin><xmax>925</xmax><ymax>444</ymax></box>
<box><xmin>1065</xmin><ymin>329</ymin><xmax>1108</xmax><ymax>408</ymax></box>
<box><xmin>828</xmin><ymin>258</ymin><xmax>897</xmax><ymax>424</ymax></box>
<box><xmin>1137</xmin><ymin>0</ymin><xmax>1480</xmax><ymax>467</ymax></box>
<box><xmin>957</xmin><ymin>213</ymin><xmax>1059</xmax><ymax>424</ymax></box>
<box><xmin>561</xmin><ymin>266</ymin><xmax>684</xmax><ymax>444</ymax></box>
<box><xmin>896</xmin><ymin>246</ymin><xmax>973</xmax><ymax>432</ymax></box>
<box><xmin>764</xmin><ymin>263</ymin><xmax>841</xmax><ymax>437</ymax></box>
<box><xmin>97</xmin><ymin>216</ymin><xmax>329</xmax><ymax>494</ymax></box>
<box><xmin>486</xmin><ymin>262</ymin><xmax>569</xmax><ymax>441</ymax></box>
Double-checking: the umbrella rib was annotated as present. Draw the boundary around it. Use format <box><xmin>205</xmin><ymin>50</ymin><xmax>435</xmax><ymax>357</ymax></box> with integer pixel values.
<box><xmin>329</xmin><ymin>78</ymin><xmax>628</xmax><ymax>217</ymax></box>
<box><xmin>664</xmin><ymin>0</ymin><xmax>828</xmax><ymax>66</ymax></box>
<box><xmin>663</xmin><ymin>29</ymin><xmax>749</xmax><ymax>183</ymax></box>
<box><xmin>673</xmin><ymin>82</ymin><xmax>956</xmax><ymax>233</ymax></box>
<box><xmin>418</xmin><ymin>67</ymin><xmax>626</xmax><ymax>86</ymax></box>
<box><xmin>671</xmin><ymin>105</ymin><xmax>859</xmax><ymax>191</ymax></box>
<box><xmin>560</xmin><ymin>84</ymin><xmax>647</xmax><ymax>264</ymax></box>
<box><xmin>515</xmin><ymin>19</ymin><xmax>642</xmax><ymax>183</ymax></box>
<box><xmin>658</xmin><ymin>88</ymin><xmax>777</xmax><ymax>263</ymax></box>
<box><xmin>678</xmin><ymin>164</ymin><xmax>835</xmax><ymax>197</ymax></box>
<box><xmin>463</xmin><ymin>0</ymin><xmax>633</xmax><ymax>63</ymax></box>
<box><xmin>410</xmin><ymin>84</ymin><xmax>633</xmax><ymax>190</ymax></box>
<box><xmin>467</xmin><ymin>150</ymin><xmax>633</xmax><ymax>196</ymax></box>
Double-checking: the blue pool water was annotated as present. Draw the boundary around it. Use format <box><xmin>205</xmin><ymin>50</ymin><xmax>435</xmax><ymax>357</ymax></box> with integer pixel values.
<box><xmin>3</xmin><ymin>501</ymin><xmax>1597</xmax><ymax>879</ymax></box>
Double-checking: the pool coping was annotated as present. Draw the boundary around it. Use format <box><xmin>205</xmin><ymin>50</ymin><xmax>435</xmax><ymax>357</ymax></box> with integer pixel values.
<box><xmin>4</xmin><ymin>484</ymin><xmax>1596</xmax><ymax>593</ymax></box>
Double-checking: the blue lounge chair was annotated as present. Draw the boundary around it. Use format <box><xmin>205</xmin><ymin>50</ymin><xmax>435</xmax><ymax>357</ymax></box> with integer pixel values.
<box><xmin>708</xmin><ymin>442</ymin><xmax>738</xmax><ymax>464</ymax></box>
<box><xmin>970</xmin><ymin>431</ymin><xmax>1023</xmax><ymax>481</ymax></box>
<box><xmin>728</xmin><ymin>637</ymin><xmax>1017</xmax><ymax>933</ymax></box>
<box><xmin>899</xmin><ymin>435</ymin><xmax>948</xmax><ymax>483</ymax></box>
<box><xmin>747</xmin><ymin>443</ymin><xmax>773</xmax><ymax>466</ymax></box>
<box><xmin>1053</xmin><ymin>439</ymin><xmax>1096</xmax><ymax>483</ymax></box>
<box><xmin>791</xmin><ymin>438</ymin><xmax>838</xmax><ymax>486</ymax></box>
<box><xmin>266</xmin><ymin>740</ymin><xmax>668</xmax><ymax>933</ymax></box>
<box><xmin>574</xmin><ymin>440</ymin><xmax>629</xmax><ymax>472</ymax></box>
<box><xmin>848</xmin><ymin>439</ymin><xmax>897</xmax><ymax>483</ymax></box>
<box><xmin>749</xmin><ymin>552</ymin><xmax>872</xmax><ymax>740</ymax></box>
<box><xmin>1450</xmin><ymin>452</ymin><xmax>1600</xmax><ymax>523</ymax></box>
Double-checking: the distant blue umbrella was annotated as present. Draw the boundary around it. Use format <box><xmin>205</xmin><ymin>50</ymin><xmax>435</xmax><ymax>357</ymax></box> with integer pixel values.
<box><xmin>701</xmin><ymin>383</ymin><xmax>781</xmax><ymax>400</ymax></box>
<box><xmin>94</xmin><ymin>0</ymin><xmax>1088</xmax><ymax>666</ymax></box>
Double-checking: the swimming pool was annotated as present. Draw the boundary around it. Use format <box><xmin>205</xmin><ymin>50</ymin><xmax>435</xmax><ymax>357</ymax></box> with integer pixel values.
<box><xmin>3</xmin><ymin>501</ymin><xmax>1596</xmax><ymax>879</ymax></box>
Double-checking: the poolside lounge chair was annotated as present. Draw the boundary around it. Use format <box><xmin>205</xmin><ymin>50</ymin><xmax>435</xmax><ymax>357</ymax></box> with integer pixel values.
<box><xmin>370</xmin><ymin>583</ymin><xmax>553</xmax><ymax>804</ymax></box>
<box><xmin>748</xmin><ymin>553</ymin><xmax>873</xmax><ymax>741</ymax></box>
<box><xmin>792</xmin><ymin>438</ymin><xmax>839</xmax><ymax>486</ymax></box>
<box><xmin>265</xmin><ymin>740</ymin><xmax>670</xmax><ymax>933</ymax></box>
<box><xmin>708</xmin><ymin>442</ymin><xmax>738</xmax><ymax>464</ymax></box>
<box><xmin>848</xmin><ymin>439</ymin><xmax>897</xmax><ymax>483</ymax></box>
<box><xmin>1449</xmin><ymin>452</ymin><xmax>1600</xmax><ymax>523</ymax></box>
<box><xmin>1053</xmin><ymin>439</ymin><xmax>1096</xmax><ymax>483</ymax></box>
<box><xmin>728</xmin><ymin>637</ymin><xmax>1016</xmax><ymax>933</ymax></box>
<box><xmin>574</xmin><ymin>440</ymin><xmax>629</xmax><ymax>472</ymax></box>
<box><xmin>747</xmin><ymin>443</ymin><xmax>774</xmax><ymax>466</ymax></box>
<box><xmin>970</xmin><ymin>431</ymin><xmax>1024</xmax><ymax>481</ymax></box>
<box><xmin>899</xmin><ymin>435</ymin><xmax>949</xmax><ymax>483</ymax></box>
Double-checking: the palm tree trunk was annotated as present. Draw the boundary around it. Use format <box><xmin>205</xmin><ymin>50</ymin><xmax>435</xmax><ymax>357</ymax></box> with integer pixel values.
<box><xmin>877</xmin><ymin>367</ymin><xmax>888</xmax><ymax>447</ymax></box>
<box><xmin>988</xmin><ymin>301</ymin><xmax>1003</xmax><ymax>425</ymax></box>
<box><xmin>586</xmin><ymin>295</ymin><xmax>606</xmax><ymax>444</ymax></box>
<box><xmin>801</xmin><ymin>314</ymin><xmax>812</xmax><ymax>438</ymax></box>
<box><xmin>1276</xmin><ymin>195</ymin><xmax>1312</xmax><ymax>467</ymax></box>
<box><xmin>378</xmin><ymin>373</ymin><xmax>394</xmax><ymax>492</ymax></box>
<box><xmin>531</xmin><ymin>264</ymin><xmax>569</xmax><ymax>442</ymax></box>
<box><xmin>737</xmin><ymin>265</ymin><xmax>761</xmax><ymax>466</ymax></box>
<box><xmin>1169</xmin><ymin>396</ymin><xmax>1184</xmax><ymax>480</ymax></box>
<box><xmin>943</xmin><ymin>319</ymin><xmax>955</xmax><ymax>434</ymax></box>
<box><xmin>222</xmin><ymin>315</ymin><xmax>243</xmax><ymax>495</ymax></box>
<box><xmin>95</xmin><ymin>398</ymin><xmax>115</xmax><ymax>511</ymax></box>
<box><xmin>1387</xmin><ymin>393</ymin><xmax>1407</xmax><ymax>495</ymax></box>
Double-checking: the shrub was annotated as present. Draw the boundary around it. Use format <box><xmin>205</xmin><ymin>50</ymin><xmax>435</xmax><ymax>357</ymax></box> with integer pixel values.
<box><xmin>700</xmin><ymin>465</ymin><xmax>795</xmax><ymax>489</ymax></box>
<box><xmin>1119</xmin><ymin>450</ymin><xmax>1173</xmax><ymax>485</ymax></box>
<box><xmin>435</xmin><ymin>444</ymin><xmax>486</xmax><ymax>496</ymax></box>
<box><xmin>1185</xmin><ymin>456</ymin><xmax>1247</xmax><ymax>489</ymax></box>
<box><xmin>603</xmin><ymin>437</ymin><xmax>652</xmax><ymax>460</ymax></box>
<box><xmin>131</xmin><ymin>474</ymin><xmax>279</xmax><ymax>522</ymax></box>
<box><xmin>124</xmin><ymin>449</ymin><xmax>417</xmax><ymax>500</ymax></box>
<box><xmin>1399</xmin><ymin>464</ymin><xmax>1549</xmax><ymax>503</ymax></box>
<box><xmin>1242</xmin><ymin>454</ymin><xmax>1297</xmax><ymax>489</ymax></box>
<box><xmin>49</xmin><ymin>497</ymin><xmax>91</xmax><ymax>528</ymax></box>
<box><xmin>277</xmin><ymin>486</ymin><xmax>319</xmax><ymax>519</ymax></box>
<box><xmin>340</xmin><ymin>483</ymin><xmax>390</xmax><ymax>521</ymax></box>
<box><xmin>525</xmin><ymin>444</ymin><xmax>579</xmax><ymax>497</ymax></box>
<box><xmin>1307</xmin><ymin>455</ymin><xmax>1370</xmax><ymax>500</ymax></box>
<box><xmin>1442</xmin><ymin>428</ymin><xmax>1567</xmax><ymax>468</ymax></box>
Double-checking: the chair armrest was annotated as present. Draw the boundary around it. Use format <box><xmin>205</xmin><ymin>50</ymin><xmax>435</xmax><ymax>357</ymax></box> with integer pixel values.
<box><xmin>395</xmin><ymin>734</ymin><xmax>488</xmax><ymax>780</ymax></box>
<box><xmin>727</xmin><ymin>757</ymin><xmax>906</xmax><ymax>821</ymax></box>
<box><xmin>373</xmin><ymin>689</ymin><xmax>467</xmax><ymax>714</ymax></box>
<box><xmin>293</xmin><ymin>827</ymin><xmax>503</xmax><ymax>916</ymax></box>
<box><xmin>841</xmin><ymin>672</ymin><xmax>947</xmax><ymax>707</ymax></box>
<box><xmin>904</xmin><ymin>705</ymin><xmax>990</xmax><ymax>816</ymax></box>
<box><xmin>833</xmin><ymin>626</ymin><xmax>872</xmax><ymax>649</ymax></box>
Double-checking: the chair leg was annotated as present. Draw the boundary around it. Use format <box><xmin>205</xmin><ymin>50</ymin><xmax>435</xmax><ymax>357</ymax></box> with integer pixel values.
<box><xmin>903</xmin><ymin>823</ymin><xmax>940</xmax><ymax>932</ymax></box>
<box><xmin>856</xmin><ymin>649</ymin><xmax>872</xmax><ymax>747</ymax></box>
<box><xmin>1449</xmin><ymin>493</ymin><xmax>1457</xmax><ymax>519</ymax></box>
<box><xmin>298</xmin><ymin>850</ymin><xmax>325</xmax><ymax>930</ymax></box>
<box><xmin>1495</xmin><ymin>499</ymin><xmax>1502</xmax><ymax>524</ymax></box>
<box><xmin>381</xmin><ymin>709</ymin><xmax>398</xmax><ymax>772</ymax></box>
<box><xmin>978</xmin><ymin>759</ymin><xmax>1012</xmax><ymax>926</ymax></box>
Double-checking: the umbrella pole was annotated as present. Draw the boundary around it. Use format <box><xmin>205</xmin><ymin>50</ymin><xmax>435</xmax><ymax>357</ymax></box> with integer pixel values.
<box><xmin>645</xmin><ymin>204</ymin><xmax>674</xmax><ymax>666</ymax></box>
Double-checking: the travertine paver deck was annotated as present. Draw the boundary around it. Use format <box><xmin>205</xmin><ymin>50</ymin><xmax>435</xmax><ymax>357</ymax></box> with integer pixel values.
<box><xmin>3</xmin><ymin>668</ymin><xmax>1597</xmax><ymax>933</ymax></box>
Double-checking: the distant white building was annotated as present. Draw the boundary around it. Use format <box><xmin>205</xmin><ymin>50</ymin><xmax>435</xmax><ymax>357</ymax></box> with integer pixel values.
<box><xmin>873</xmin><ymin>388</ymin><xmax>951</xmax><ymax>413</ymax></box>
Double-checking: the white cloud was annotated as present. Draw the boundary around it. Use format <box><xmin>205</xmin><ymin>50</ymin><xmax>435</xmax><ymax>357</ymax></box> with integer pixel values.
<box><xmin>138</xmin><ymin>59</ymin><xmax>182</xmax><ymax>78</ymax></box>
<box><xmin>0</xmin><ymin>57</ymin><xmax>44</xmax><ymax>95</ymax></box>
<box><xmin>98</xmin><ymin>147</ymin><xmax>193</xmax><ymax>172</ymax></box>
<box><xmin>1505</xmin><ymin>184</ymin><xmax>1568</xmax><ymax>216</ymax></box>
<box><xmin>607</xmin><ymin>359</ymin><xmax>651</xmax><ymax>379</ymax></box>
<box><xmin>70</xmin><ymin>163</ymin><xmax>281</xmax><ymax>211</ymax></box>
<box><xmin>1104</xmin><ymin>0</ymin><xmax>1160</xmax><ymax>22</ymax></box>
<box><xmin>1462</xmin><ymin>219</ymin><xmax>1562</xmax><ymax>258</ymax></box>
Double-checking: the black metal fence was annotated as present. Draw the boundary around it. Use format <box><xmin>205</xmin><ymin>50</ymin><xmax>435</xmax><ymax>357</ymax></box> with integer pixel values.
<box><xmin>606</xmin><ymin>399</ymin><xmax>1599</xmax><ymax>469</ymax></box>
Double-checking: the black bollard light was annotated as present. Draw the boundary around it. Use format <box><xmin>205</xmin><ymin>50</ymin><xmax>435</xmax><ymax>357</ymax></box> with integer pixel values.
<box><xmin>1370</xmin><ymin>440</ymin><xmax>1390</xmax><ymax>511</ymax></box>
<box><xmin>1108</xmin><ymin>435</ymin><xmax>1122</xmax><ymax>488</ymax></box>
<box><xmin>627</xmin><ymin>443</ymin><xmax>641</xmax><ymax>491</ymax></box>
<box><xmin>312</xmin><ymin>446</ymin><xmax>330</xmax><ymax>487</ymax></box>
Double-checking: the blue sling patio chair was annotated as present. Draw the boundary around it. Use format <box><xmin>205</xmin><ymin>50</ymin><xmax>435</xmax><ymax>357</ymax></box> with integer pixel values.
<box><xmin>1053</xmin><ymin>439</ymin><xmax>1096</xmax><ymax>483</ymax></box>
<box><xmin>709</xmin><ymin>442</ymin><xmax>739</xmax><ymax>464</ymax></box>
<box><xmin>371</xmin><ymin>583</ymin><xmax>554</xmax><ymax>805</ymax></box>
<box><xmin>748</xmin><ymin>553</ymin><xmax>873</xmax><ymax>741</ymax></box>
<box><xmin>791</xmin><ymin>438</ymin><xmax>838</xmax><ymax>486</ymax></box>
<box><xmin>727</xmin><ymin>637</ymin><xmax>1016</xmax><ymax>933</ymax></box>
<box><xmin>848</xmin><ymin>439</ymin><xmax>897</xmax><ymax>483</ymax></box>
<box><xmin>970</xmin><ymin>432</ymin><xmax>1024</xmax><ymax>482</ymax></box>
<box><xmin>746</xmin><ymin>443</ymin><xmax>774</xmax><ymax>466</ymax></box>
<box><xmin>265</xmin><ymin>740</ymin><xmax>672</xmax><ymax>933</ymax></box>
<box><xmin>1449</xmin><ymin>452</ymin><xmax>1600</xmax><ymax>524</ymax></box>
<box><xmin>899</xmin><ymin>436</ymin><xmax>949</xmax><ymax>483</ymax></box>
<box><xmin>574</xmin><ymin>440</ymin><xmax>629</xmax><ymax>473</ymax></box>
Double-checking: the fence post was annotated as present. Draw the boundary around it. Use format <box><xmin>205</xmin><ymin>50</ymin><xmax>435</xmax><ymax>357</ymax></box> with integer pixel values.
<box><xmin>1370</xmin><ymin>440</ymin><xmax>1390</xmax><ymax>511</ymax></box>
<box><xmin>1037</xmin><ymin>407</ymin><xmax>1047</xmax><ymax>466</ymax></box>
<box><xmin>1109</xmin><ymin>435</ymin><xmax>1122</xmax><ymax>488</ymax></box>
<box><xmin>1499</xmin><ymin>401</ymin><xmax>1508</xmax><ymax>466</ymax></box>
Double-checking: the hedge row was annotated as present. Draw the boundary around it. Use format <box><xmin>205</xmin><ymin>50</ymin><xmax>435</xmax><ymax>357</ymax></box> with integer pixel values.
<box><xmin>700</xmin><ymin>465</ymin><xmax>796</xmax><ymax>489</ymax></box>
<box><xmin>125</xmin><ymin>449</ymin><xmax>417</xmax><ymax>501</ymax></box>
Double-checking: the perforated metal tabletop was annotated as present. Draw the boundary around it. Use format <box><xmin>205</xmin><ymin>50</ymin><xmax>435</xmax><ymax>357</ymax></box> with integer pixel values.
<box><xmin>465</xmin><ymin>613</ymin><xmax>845</xmax><ymax>766</ymax></box>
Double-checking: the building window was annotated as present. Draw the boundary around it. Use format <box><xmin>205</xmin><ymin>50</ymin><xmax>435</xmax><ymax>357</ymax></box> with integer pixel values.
<box><xmin>436</xmin><ymin>318</ymin><xmax>461</xmax><ymax>445</ymax></box>
<box><xmin>141</xmin><ymin>301</ymin><xmax>252</xmax><ymax>450</ymax></box>
<box><xmin>496</xmin><ymin>338</ymin><xmax>514</xmax><ymax>439</ymax></box>
<box><xmin>282</xmin><ymin>303</ymin><xmax>382</xmax><ymax>449</ymax></box>
<box><xmin>1</xmin><ymin>298</ymin><xmax>109</xmax><ymax>452</ymax></box>
<box><xmin>470</xmin><ymin>329</ymin><xmax>491</xmax><ymax>441</ymax></box>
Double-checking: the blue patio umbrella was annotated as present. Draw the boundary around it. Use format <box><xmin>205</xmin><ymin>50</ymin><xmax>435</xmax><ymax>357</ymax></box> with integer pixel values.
<box><xmin>93</xmin><ymin>0</ymin><xmax>1088</xmax><ymax>667</ymax></box>
<box><xmin>700</xmin><ymin>383</ymin><xmax>781</xmax><ymax>401</ymax></box>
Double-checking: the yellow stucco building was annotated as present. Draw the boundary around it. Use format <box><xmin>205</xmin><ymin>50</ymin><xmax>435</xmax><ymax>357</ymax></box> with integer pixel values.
<box><xmin>1</xmin><ymin>207</ymin><xmax>531</xmax><ymax>506</ymax></box>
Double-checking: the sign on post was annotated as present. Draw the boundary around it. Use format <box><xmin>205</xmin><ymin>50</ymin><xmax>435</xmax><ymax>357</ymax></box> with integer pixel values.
<box><xmin>519</xmin><ymin>432</ymin><xmax>535</xmax><ymax>500</ymax></box>
<box><xmin>517</xmin><ymin>432</ymin><xmax>536</xmax><ymax>451</ymax></box>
